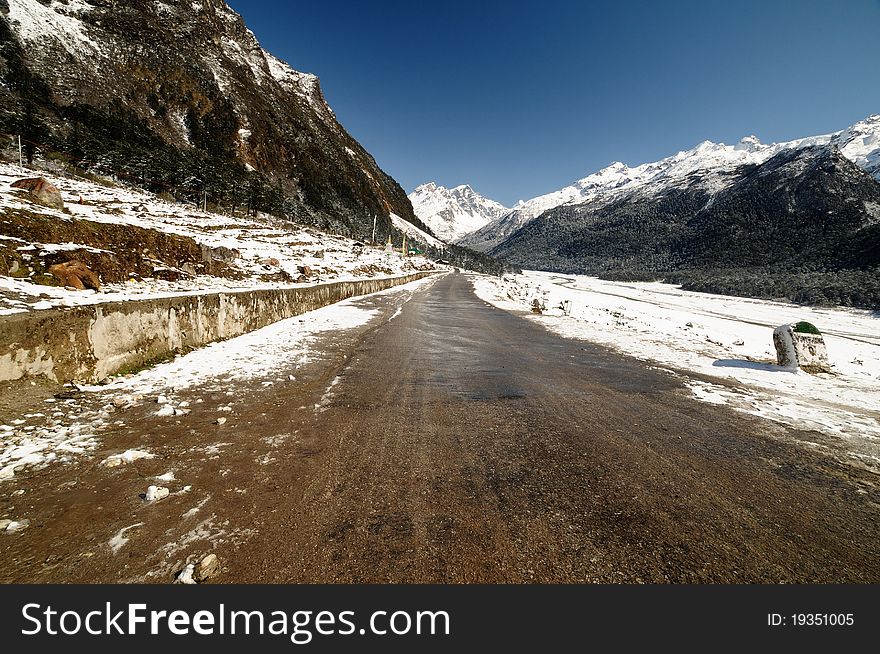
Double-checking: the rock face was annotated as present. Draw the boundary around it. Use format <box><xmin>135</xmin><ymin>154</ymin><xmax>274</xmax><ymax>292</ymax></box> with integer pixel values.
<box><xmin>10</xmin><ymin>176</ymin><xmax>64</xmax><ymax>209</ymax></box>
<box><xmin>773</xmin><ymin>322</ymin><xmax>830</xmax><ymax>372</ymax></box>
<box><xmin>0</xmin><ymin>0</ymin><xmax>426</xmax><ymax>239</ymax></box>
<box><xmin>48</xmin><ymin>260</ymin><xmax>100</xmax><ymax>290</ymax></box>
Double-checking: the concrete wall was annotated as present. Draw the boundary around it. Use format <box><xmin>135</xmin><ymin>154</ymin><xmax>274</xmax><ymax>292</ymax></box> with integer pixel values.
<box><xmin>0</xmin><ymin>273</ymin><xmax>434</xmax><ymax>384</ymax></box>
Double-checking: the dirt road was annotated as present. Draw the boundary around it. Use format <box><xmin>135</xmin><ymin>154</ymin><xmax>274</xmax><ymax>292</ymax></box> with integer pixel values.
<box><xmin>1</xmin><ymin>273</ymin><xmax>878</xmax><ymax>583</ymax></box>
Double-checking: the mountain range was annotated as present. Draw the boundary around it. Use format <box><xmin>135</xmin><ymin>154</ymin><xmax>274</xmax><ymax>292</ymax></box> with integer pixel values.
<box><xmin>409</xmin><ymin>115</ymin><xmax>880</xmax><ymax>307</ymax></box>
<box><xmin>456</xmin><ymin>115</ymin><xmax>880</xmax><ymax>252</ymax></box>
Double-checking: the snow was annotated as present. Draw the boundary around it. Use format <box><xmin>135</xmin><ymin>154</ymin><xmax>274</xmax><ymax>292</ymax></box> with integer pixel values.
<box><xmin>389</xmin><ymin>213</ymin><xmax>445</xmax><ymax>249</ymax></box>
<box><xmin>833</xmin><ymin>114</ymin><xmax>880</xmax><ymax>178</ymax></box>
<box><xmin>264</xmin><ymin>52</ymin><xmax>320</xmax><ymax>107</ymax></box>
<box><xmin>473</xmin><ymin>271</ymin><xmax>880</xmax><ymax>472</ymax></box>
<box><xmin>0</xmin><ymin>162</ymin><xmax>438</xmax><ymax>316</ymax></box>
<box><xmin>89</xmin><ymin>275</ymin><xmax>437</xmax><ymax>397</ymax></box>
<box><xmin>144</xmin><ymin>485</ymin><xmax>170</xmax><ymax>502</ymax></box>
<box><xmin>1</xmin><ymin>420</ymin><xmax>100</xmax><ymax>480</ymax></box>
<box><xmin>7</xmin><ymin>0</ymin><xmax>102</xmax><ymax>58</ymax></box>
<box><xmin>102</xmin><ymin>449</ymin><xmax>155</xmax><ymax>467</ymax></box>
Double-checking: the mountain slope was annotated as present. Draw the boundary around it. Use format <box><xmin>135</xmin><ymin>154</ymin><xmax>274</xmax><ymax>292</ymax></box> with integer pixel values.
<box><xmin>0</xmin><ymin>0</ymin><xmax>428</xmax><ymax>239</ymax></box>
<box><xmin>463</xmin><ymin>115</ymin><xmax>880</xmax><ymax>252</ymax></box>
<box><xmin>408</xmin><ymin>182</ymin><xmax>507</xmax><ymax>242</ymax></box>
<box><xmin>493</xmin><ymin>144</ymin><xmax>880</xmax><ymax>307</ymax></box>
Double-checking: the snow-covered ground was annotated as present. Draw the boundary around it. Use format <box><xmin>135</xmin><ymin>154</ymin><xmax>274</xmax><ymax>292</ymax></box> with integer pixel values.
<box><xmin>472</xmin><ymin>270</ymin><xmax>880</xmax><ymax>472</ymax></box>
<box><xmin>0</xmin><ymin>276</ymin><xmax>438</xmax><ymax>481</ymax></box>
<box><xmin>0</xmin><ymin>161</ymin><xmax>439</xmax><ymax>315</ymax></box>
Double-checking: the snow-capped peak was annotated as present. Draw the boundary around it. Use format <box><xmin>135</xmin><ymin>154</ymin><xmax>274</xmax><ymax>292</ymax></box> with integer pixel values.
<box><xmin>408</xmin><ymin>183</ymin><xmax>508</xmax><ymax>242</ymax></box>
<box><xmin>735</xmin><ymin>135</ymin><xmax>763</xmax><ymax>151</ymax></box>
<box><xmin>831</xmin><ymin>114</ymin><xmax>880</xmax><ymax>178</ymax></box>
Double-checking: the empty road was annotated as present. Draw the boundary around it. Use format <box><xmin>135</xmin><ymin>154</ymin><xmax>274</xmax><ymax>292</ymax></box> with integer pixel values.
<box><xmin>1</xmin><ymin>273</ymin><xmax>878</xmax><ymax>583</ymax></box>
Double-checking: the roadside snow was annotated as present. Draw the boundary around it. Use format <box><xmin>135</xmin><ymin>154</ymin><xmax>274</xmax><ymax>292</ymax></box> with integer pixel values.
<box><xmin>472</xmin><ymin>271</ymin><xmax>880</xmax><ymax>471</ymax></box>
<box><xmin>0</xmin><ymin>276</ymin><xmax>437</xmax><ymax>481</ymax></box>
<box><xmin>89</xmin><ymin>276</ymin><xmax>436</xmax><ymax>397</ymax></box>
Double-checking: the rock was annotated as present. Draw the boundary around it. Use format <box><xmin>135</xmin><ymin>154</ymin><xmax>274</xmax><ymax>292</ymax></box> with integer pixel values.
<box><xmin>193</xmin><ymin>553</ymin><xmax>220</xmax><ymax>582</ymax></box>
<box><xmin>202</xmin><ymin>245</ymin><xmax>239</xmax><ymax>264</ymax></box>
<box><xmin>297</xmin><ymin>265</ymin><xmax>313</xmax><ymax>277</ymax></box>
<box><xmin>181</xmin><ymin>262</ymin><xmax>198</xmax><ymax>277</ymax></box>
<box><xmin>773</xmin><ymin>322</ymin><xmax>831</xmax><ymax>372</ymax></box>
<box><xmin>175</xmin><ymin>564</ymin><xmax>196</xmax><ymax>585</ymax></box>
<box><xmin>10</xmin><ymin>177</ymin><xmax>64</xmax><ymax>210</ymax></box>
<box><xmin>215</xmin><ymin>417</ymin><xmax>227</xmax><ymax>425</ymax></box>
<box><xmin>156</xmin><ymin>395</ymin><xmax>168</xmax><ymax>404</ymax></box>
<box><xmin>48</xmin><ymin>260</ymin><xmax>100</xmax><ymax>290</ymax></box>
<box><xmin>2</xmin><ymin>519</ymin><xmax>30</xmax><ymax>533</ymax></box>
<box><xmin>259</xmin><ymin>257</ymin><xmax>280</xmax><ymax>267</ymax></box>
<box><xmin>145</xmin><ymin>486</ymin><xmax>170</xmax><ymax>502</ymax></box>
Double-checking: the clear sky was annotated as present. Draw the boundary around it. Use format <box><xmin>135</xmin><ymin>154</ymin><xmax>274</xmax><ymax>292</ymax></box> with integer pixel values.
<box><xmin>228</xmin><ymin>0</ymin><xmax>880</xmax><ymax>207</ymax></box>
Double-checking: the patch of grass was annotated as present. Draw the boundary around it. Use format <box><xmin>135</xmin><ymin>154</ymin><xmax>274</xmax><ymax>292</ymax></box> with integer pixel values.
<box><xmin>794</xmin><ymin>321</ymin><xmax>821</xmax><ymax>335</ymax></box>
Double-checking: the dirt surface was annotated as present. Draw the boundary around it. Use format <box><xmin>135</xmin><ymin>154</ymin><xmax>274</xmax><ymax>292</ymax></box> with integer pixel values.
<box><xmin>0</xmin><ymin>378</ymin><xmax>63</xmax><ymax>427</ymax></box>
<box><xmin>1</xmin><ymin>273</ymin><xmax>878</xmax><ymax>583</ymax></box>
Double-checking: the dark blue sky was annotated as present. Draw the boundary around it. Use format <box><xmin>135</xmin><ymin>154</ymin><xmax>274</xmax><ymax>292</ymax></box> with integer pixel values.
<box><xmin>228</xmin><ymin>0</ymin><xmax>880</xmax><ymax>206</ymax></box>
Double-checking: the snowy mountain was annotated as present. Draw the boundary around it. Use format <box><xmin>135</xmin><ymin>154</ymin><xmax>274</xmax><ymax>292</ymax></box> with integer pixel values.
<box><xmin>0</xmin><ymin>0</ymin><xmax>427</xmax><ymax>239</ymax></box>
<box><xmin>461</xmin><ymin>115</ymin><xmax>880</xmax><ymax>251</ymax></box>
<box><xmin>492</xmin><ymin>143</ymin><xmax>880</xmax><ymax>308</ymax></box>
<box><xmin>408</xmin><ymin>182</ymin><xmax>508</xmax><ymax>242</ymax></box>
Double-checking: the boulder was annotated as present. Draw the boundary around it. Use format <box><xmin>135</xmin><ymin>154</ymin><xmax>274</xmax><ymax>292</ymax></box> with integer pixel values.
<box><xmin>773</xmin><ymin>322</ymin><xmax>830</xmax><ymax>372</ymax></box>
<box><xmin>297</xmin><ymin>265</ymin><xmax>313</xmax><ymax>277</ymax></box>
<box><xmin>48</xmin><ymin>260</ymin><xmax>100</xmax><ymax>290</ymax></box>
<box><xmin>201</xmin><ymin>245</ymin><xmax>239</xmax><ymax>264</ymax></box>
<box><xmin>193</xmin><ymin>554</ymin><xmax>220</xmax><ymax>582</ymax></box>
<box><xmin>10</xmin><ymin>177</ymin><xmax>64</xmax><ymax>210</ymax></box>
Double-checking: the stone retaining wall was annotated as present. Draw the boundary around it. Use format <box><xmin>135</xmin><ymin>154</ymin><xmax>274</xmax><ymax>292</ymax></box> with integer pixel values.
<box><xmin>0</xmin><ymin>272</ymin><xmax>435</xmax><ymax>384</ymax></box>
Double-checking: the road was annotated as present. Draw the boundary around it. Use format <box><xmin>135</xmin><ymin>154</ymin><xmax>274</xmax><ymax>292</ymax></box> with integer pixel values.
<box><xmin>1</xmin><ymin>273</ymin><xmax>878</xmax><ymax>583</ymax></box>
